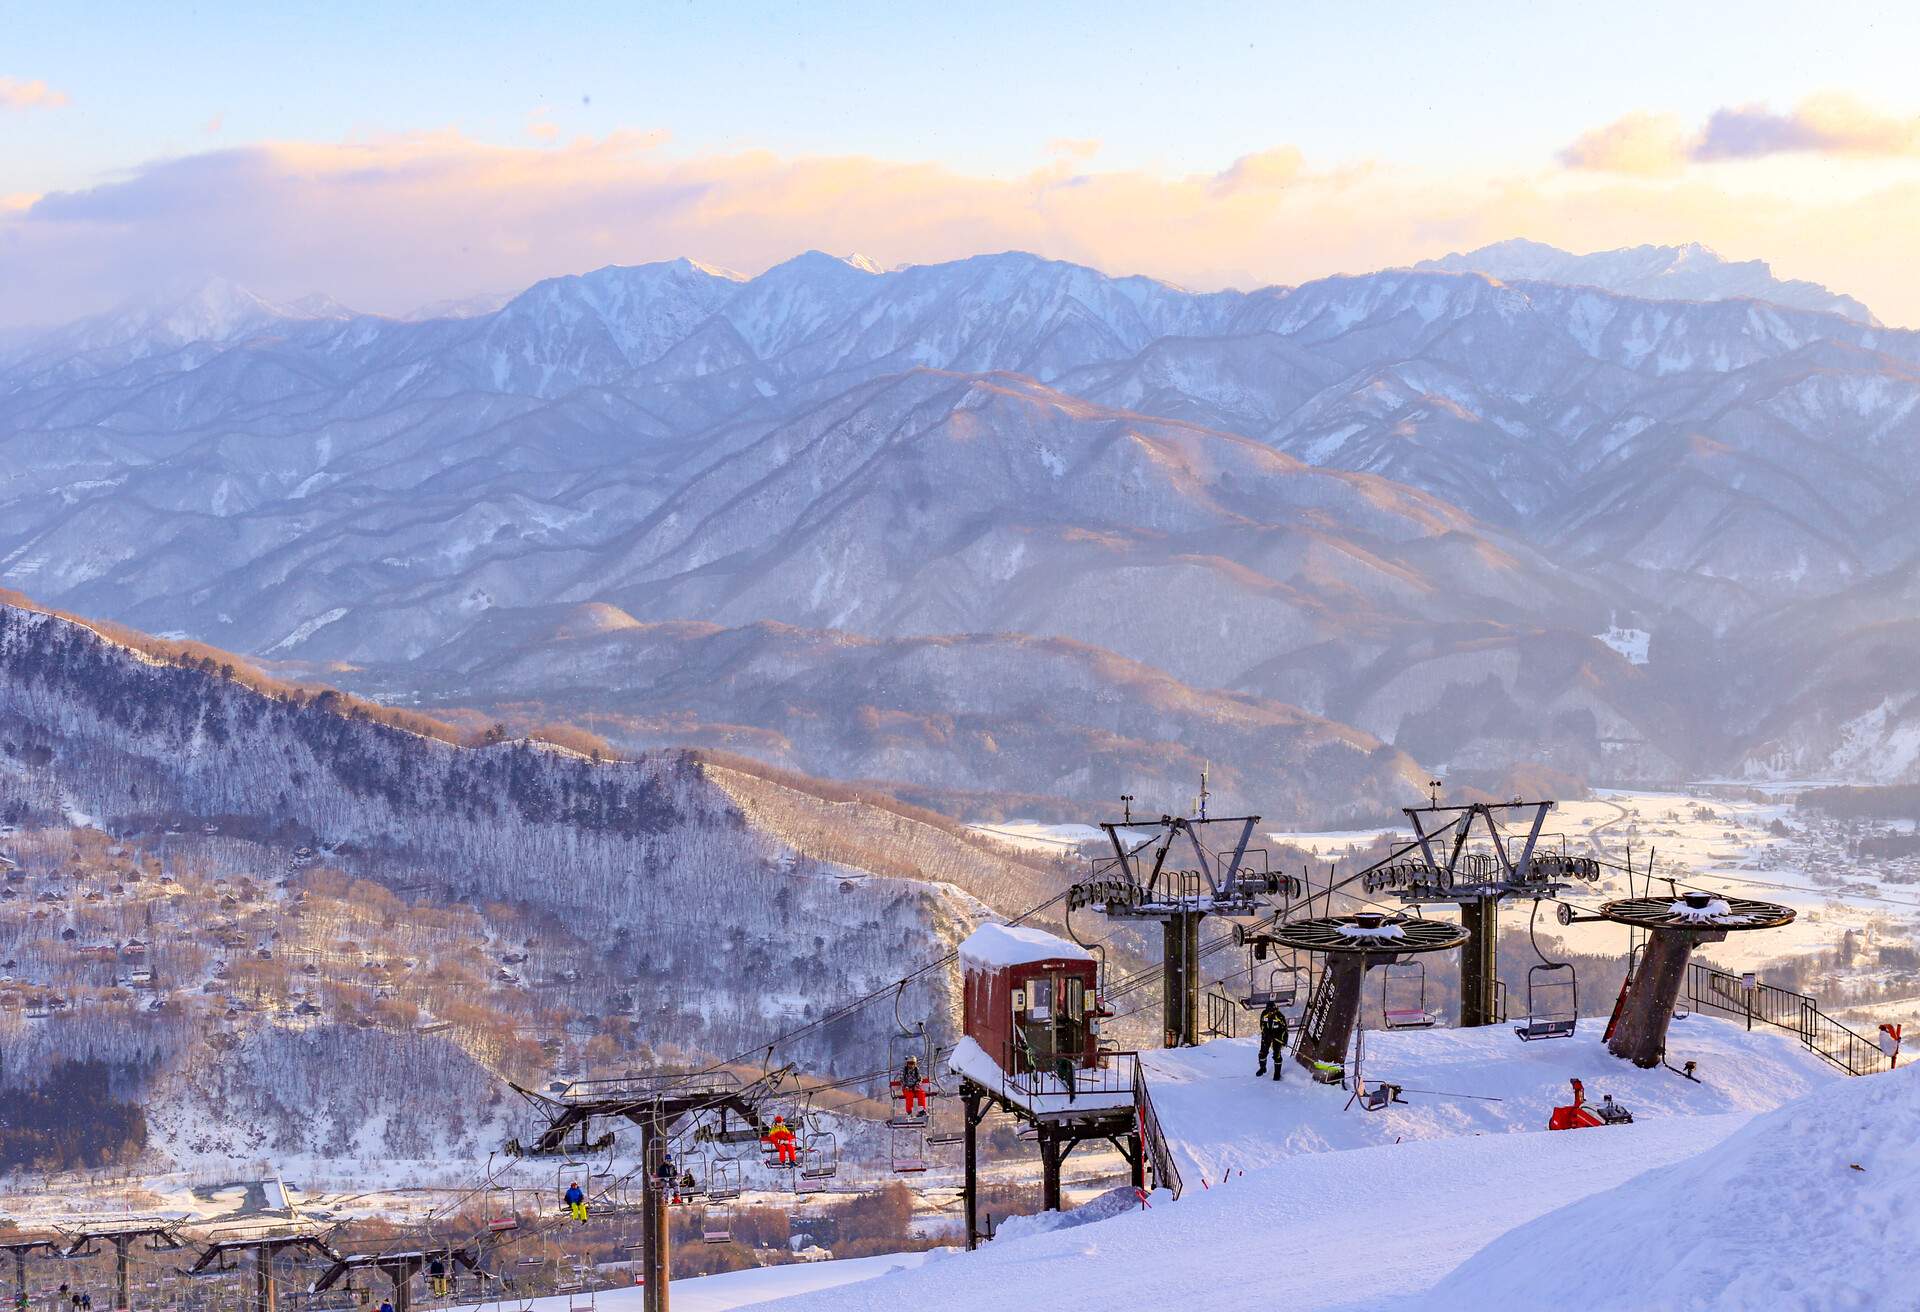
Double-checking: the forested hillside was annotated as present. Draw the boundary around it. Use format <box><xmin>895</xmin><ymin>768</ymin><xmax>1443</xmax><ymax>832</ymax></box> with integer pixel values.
<box><xmin>0</xmin><ymin>600</ymin><xmax>1059</xmax><ymax>1174</ymax></box>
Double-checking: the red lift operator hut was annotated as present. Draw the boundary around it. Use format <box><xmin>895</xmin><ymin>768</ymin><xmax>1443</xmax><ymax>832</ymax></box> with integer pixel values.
<box><xmin>961</xmin><ymin>923</ymin><xmax>1104</xmax><ymax>1080</ymax></box>
<box><xmin>950</xmin><ymin>923</ymin><xmax>1161</xmax><ymax>1252</ymax></box>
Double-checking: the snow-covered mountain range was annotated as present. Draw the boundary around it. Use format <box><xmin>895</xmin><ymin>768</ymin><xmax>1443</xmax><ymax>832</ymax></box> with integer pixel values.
<box><xmin>2</xmin><ymin>241</ymin><xmax>1914</xmax><ymax>805</ymax></box>
<box><xmin>1416</xmin><ymin>238</ymin><xmax>1878</xmax><ymax>323</ymax></box>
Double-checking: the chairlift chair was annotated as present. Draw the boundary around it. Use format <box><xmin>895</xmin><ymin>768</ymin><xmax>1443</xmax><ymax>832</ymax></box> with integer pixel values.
<box><xmin>1514</xmin><ymin>900</ymin><xmax>1578</xmax><ymax>1041</ymax></box>
<box><xmin>1243</xmin><ymin>960</ymin><xmax>1302</xmax><ymax>1010</ymax></box>
<box><xmin>888</xmin><ymin>1126</ymin><xmax>929</xmax><ymax>1174</ymax></box>
<box><xmin>704</xmin><ymin>1154</ymin><xmax>742</xmax><ymax>1202</ymax></box>
<box><xmin>1514</xmin><ymin>963</ymin><xmax>1578</xmax><ymax>1041</ymax></box>
<box><xmin>799</xmin><ymin>1132</ymin><xmax>837</xmax><ymax>1181</ymax></box>
<box><xmin>1381</xmin><ymin>960</ymin><xmax>1438</xmax><ymax>1030</ymax></box>
<box><xmin>712</xmin><ymin>1108</ymin><xmax>761</xmax><ymax>1146</ymax></box>
<box><xmin>699</xmin><ymin>1204</ymin><xmax>733</xmax><ymax>1245</ymax></box>
<box><xmin>888</xmin><ymin>1019</ymin><xmax>935</xmax><ymax>1127</ymax></box>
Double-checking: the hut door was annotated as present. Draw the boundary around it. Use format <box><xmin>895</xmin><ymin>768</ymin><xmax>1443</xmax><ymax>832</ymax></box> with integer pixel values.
<box><xmin>1019</xmin><ymin>976</ymin><xmax>1055</xmax><ymax>1071</ymax></box>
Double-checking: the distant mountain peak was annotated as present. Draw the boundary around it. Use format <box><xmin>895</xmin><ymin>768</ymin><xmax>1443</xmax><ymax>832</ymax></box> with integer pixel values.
<box><xmin>1415</xmin><ymin>239</ymin><xmax>1876</xmax><ymax>324</ymax></box>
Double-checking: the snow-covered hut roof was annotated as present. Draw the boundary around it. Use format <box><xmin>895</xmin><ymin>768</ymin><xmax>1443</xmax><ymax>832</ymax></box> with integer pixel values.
<box><xmin>959</xmin><ymin>923</ymin><xmax>1092</xmax><ymax>971</ymax></box>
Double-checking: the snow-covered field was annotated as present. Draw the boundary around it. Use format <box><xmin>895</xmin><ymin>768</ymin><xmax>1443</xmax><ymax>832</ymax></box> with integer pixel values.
<box><xmin>741</xmin><ymin>1021</ymin><xmax>1894</xmax><ymax>1312</ymax></box>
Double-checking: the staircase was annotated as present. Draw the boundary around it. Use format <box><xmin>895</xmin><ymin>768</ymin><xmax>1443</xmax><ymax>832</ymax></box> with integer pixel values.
<box><xmin>1130</xmin><ymin>1060</ymin><xmax>1183</xmax><ymax>1200</ymax></box>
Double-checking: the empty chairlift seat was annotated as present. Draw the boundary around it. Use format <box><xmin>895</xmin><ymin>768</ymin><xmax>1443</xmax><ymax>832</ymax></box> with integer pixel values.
<box><xmin>889</xmin><ymin>1127</ymin><xmax>929</xmax><ymax>1174</ymax></box>
<box><xmin>1514</xmin><ymin>962</ymin><xmax>1578</xmax><ymax>1041</ymax></box>
<box><xmin>1381</xmin><ymin>960</ymin><xmax>1438</xmax><ymax>1030</ymax></box>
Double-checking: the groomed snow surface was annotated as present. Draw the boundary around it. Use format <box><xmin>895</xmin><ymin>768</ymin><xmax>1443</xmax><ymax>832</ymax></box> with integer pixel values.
<box><xmin>680</xmin><ymin>1017</ymin><xmax>1902</xmax><ymax>1311</ymax></box>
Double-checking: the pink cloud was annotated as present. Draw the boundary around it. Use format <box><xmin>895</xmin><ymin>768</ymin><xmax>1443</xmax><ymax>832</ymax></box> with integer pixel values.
<box><xmin>1558</xmin><ymin>112</ymin><xmax>1692</xmax><ymax>176</ymax></box>
<box><xmin>1696</xmin><ymin>94</ymin><xmax>1920</xmax><ymax>160</ymax></box>
<box><xmin>1211</xmin><ymin>145</ymin><xmax>1307</xmax><ymax>195</ymax></box>
<box><xmin>1564</xmin><ymin>94</ymin><xmax>1920</xmax><ymax>173</ymax></box>
<box><xmin>0</xmin><ymin>76</ymin><xmax>69</xmax><ymax>110</ymax></box>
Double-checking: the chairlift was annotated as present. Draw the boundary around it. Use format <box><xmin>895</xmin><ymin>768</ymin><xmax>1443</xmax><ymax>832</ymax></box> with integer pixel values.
<box><xmin>699</xmin><ymin>1204</ymin><xmax>733</xmax><ymax>1245</ymax></box>
<box><xmin>888</xmin><ymin>996</ymin><xmax>936</xmax><ymax>1127</ymax></box>
<box><xmin>801</xmin><ymin>1128</ymin><xmax>837</xmax><ymax>1176</ymax></box>
<box><xmin>889</xmin><ymin>1126</ymin><xmax>929</xmax><ymax>1174</ymax></box>
<box><xmin>1514</xmin><ymin>900</ymin><xmax>1578</xmax><ymax>1041</ymax></box>
<box><xmin>1243</xmin><ymin>959</ymin><xmax>1302</xmax><ymax>1010</ymax></box>
<box><xmin>1381</xmin><ymin>960</ymin><xmax>1437</xmax><ymax>1030</ymax></box>
<box><xmin>711</xmin><ymin>1107</ymin><xmax>761</xmax><ymax>1146</ymax></box>
<box><xmin>704</xmin><ymin>1154</ymin><xmax>743</xmax><ymax>1202</ymax></box>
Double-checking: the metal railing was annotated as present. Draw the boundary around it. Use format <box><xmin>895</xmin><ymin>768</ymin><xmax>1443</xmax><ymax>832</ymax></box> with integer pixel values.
<box><xmin>1002</xmin><ymin>1051</ymin><xmax>1140</xmax><ymax>1100</ymax></box>
<box><xmin>1681</xmin><ymin>962</ymin><xmax>1892</xmax><ymax>1077</ymax></box>
<box><xmin>1130</xmin><ymin>1059</ymin><xmax>1183</xmax><ymax>1200</ymax></box>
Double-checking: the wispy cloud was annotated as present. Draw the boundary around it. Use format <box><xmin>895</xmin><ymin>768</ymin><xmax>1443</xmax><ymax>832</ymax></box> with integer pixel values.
<box><xmin>526</xmin><ymin>108</ymin><xmax>559</xmax><ymax>144</ymax></box>
<box><xmin>1564</xmin><ymin>94</ymin><xmax>1920</xmax><ymax>173</ymax></box>
<box><xmin>1046</xmin><ymin>138</ymin><xmax>1101</xmax><ymax>161</ymax></box>
<box><xmin>0</xmin><ymin>76</ymin><xmax>69</xmax><ymax>111</ymax></box>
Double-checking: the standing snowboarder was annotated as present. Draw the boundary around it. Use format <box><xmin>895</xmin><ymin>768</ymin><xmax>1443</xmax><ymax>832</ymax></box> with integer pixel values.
<box><xmin>563</xmin><ymin>1179</ymin><xmax>587</xmax><ymax>1222</ymax></box>
<box><xmin>1256</xmin><ymin>1001</ymin><xmax>1289</xmax><ymax>1080</ymax></box>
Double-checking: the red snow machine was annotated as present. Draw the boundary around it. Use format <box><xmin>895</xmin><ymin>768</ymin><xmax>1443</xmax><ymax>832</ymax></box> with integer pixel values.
<box><xmin>1547</xmin><ymin>1078</ymin><xmax>1633</xmax><ymax>1130</ymax></box>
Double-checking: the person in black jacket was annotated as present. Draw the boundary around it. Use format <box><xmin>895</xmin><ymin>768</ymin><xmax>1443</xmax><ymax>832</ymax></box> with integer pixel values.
<box><xmin>1256</xmin><ymin>1001</ymin><xmax>1290</xmax><ymax>1080</ymax></box>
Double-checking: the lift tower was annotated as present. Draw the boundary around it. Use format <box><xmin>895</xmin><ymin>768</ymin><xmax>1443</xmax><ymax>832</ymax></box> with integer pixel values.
<box><xmin>1069</xmin><ymin>811</ymin><xmax>1292</xmax><ymax>1047</ymax></box>
<box><xmin>1598</xmin><ymin>890</ymin><xmax>1795</xmax><ymax>1067</ymax></box>
<box><xmin>1361</xmin><ymin>800</ymin><xmax>1598</xmax><ymax>1027</ymax></box>
<box><xmin>507</xmin><ymin>1068</ymin><xmax>782</xmax><ymax>1312</ymax></box>
<box><xmin>60</xmin><ymin>1221</ymin><xmax>183</xmax><ymax>1312</ymax></box>
<box><xmin>1253</xmin><ymin>911</ymin><xmax>1468</xmax><ymax>1077</ymax></box>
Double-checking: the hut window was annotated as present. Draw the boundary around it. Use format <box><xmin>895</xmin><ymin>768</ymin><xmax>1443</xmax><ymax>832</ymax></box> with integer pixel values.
<box><xmin>1027</xmin><ymin>976</ymin><xmax>1054</xmax><ymax>1019</ymax></box>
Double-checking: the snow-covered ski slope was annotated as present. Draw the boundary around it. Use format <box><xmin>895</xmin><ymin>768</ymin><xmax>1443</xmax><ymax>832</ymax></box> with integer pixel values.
<box><xmin>1139</xmin><ymin>1018</ymin><xmax>1833</xmax><ymax>1183</ymax></box>
<box><xmin>751</xmin><ymin>1019</ymin><xmax>1881</xmax><ymax>1312</ymax></box>
<box><xmin>1424</xmin><ymin>1061</ymin><xmax>1919</xmax><ymax>1311</ymax></box>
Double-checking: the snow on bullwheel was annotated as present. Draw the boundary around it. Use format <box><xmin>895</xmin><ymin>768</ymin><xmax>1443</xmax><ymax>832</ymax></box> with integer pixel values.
<box><xmin>1598</xmin><ymin>891</ymin><xmax>1795</xmax><ymax>1069</ymax></box>
<box><xmin>1254</xmin><ymin>911</ymin><xmax>1468</xmax><ymax>1083</ymax></box>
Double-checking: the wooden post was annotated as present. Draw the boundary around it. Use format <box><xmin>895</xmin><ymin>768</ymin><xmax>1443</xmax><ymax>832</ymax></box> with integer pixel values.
<box><xmin>1608</xmin><ymin>928</ymin><xmax>1724</xmax><ymax>1067</ymax></box>
<box><xmin>1128</xmin><ymin>1129</ymin><xmax>1145</xmax><ymax>1192</ymax></box>
<box><xmin>12</xmin><ymin>1249</ymin><xmax>27</xmax><ymax>1312</ymax></box>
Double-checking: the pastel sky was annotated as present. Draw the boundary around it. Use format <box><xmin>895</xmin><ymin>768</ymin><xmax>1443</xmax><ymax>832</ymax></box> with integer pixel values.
<box><xmin>6</xmin><ymin>1</ymin><xmax>1920</xmax><ymax>326</ymax></box>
